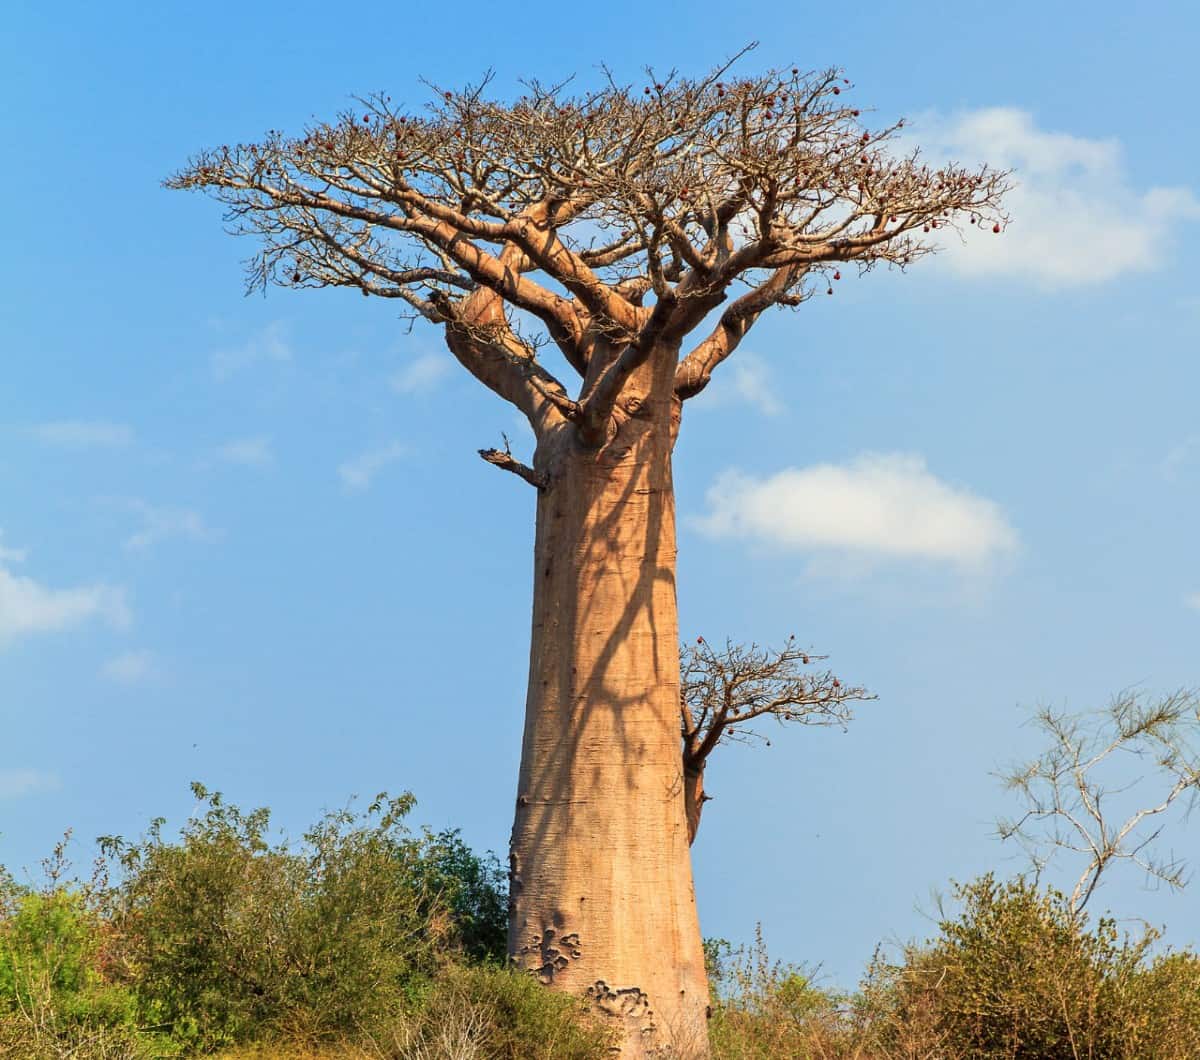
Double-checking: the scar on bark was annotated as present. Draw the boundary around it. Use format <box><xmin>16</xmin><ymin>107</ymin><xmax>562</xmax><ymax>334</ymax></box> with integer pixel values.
<box><xmin>587</xmin><ymin>981</ymin><xmax>656</xmax><ymax>1036</ymax></box>
<box><xmin>479</xmin><ymin>432</ymin><xmax>546</xmax><ymax>488</ymax></box>
<box><xmin>519</xmin><ymin>927</ymin><xmax>583</xmax><ymax>984</ymax></box>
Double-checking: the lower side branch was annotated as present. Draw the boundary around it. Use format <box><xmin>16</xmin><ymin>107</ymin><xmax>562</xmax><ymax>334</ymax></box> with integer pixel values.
<box><xmin>478</xmin><ymin>447</ymin><xmax>547</xmax><ymax>489</ymax></box>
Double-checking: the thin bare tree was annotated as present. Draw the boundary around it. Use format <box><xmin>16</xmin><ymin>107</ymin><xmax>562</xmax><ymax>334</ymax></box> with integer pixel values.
<box><xmin>680</xmin><ymin>636</ymin><xmax>872</xmax><ymax>844</ymax></box>
<box><xmin>998</xmin><ymin>688</ymin><xmax>1200</xmax><ymax>914</ymax></box>
<box><xmin>169</xmin><ymin>50</ymin><xmax>1007</xmax><ymax>1057</ymax></box>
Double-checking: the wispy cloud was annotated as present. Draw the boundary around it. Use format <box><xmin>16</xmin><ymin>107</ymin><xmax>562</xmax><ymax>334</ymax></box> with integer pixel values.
<box><xmin>0</xmin><ymin>530</ymin><xmax>27</xmax><ymax>565</ymax></box>
<box><xmin>102</xmin><ymin>649</ymin><xmax>158</xmax><ymax>684</ymax></box>
<box><xmin>338</xmin><ymin>442</ymin><xmax>408</xmax><ymax>492</ymax></box>
<box><xmin>1162</xmin><ymin>436</ymin><xmax>1199</xmax><ymax>480</ymax></box>
<box><xmin>124</xmin><ymin>500</ymin><xmax>220</xmax><ymax>551</ymax></box>
<box><xmin>30</xmin><ymin>420</ymin><xmax>133</xmax><ymax>448</ymax></box>
<box><xmin>0</xmin><ymin>539</ymin><xmax>129</xmax><ymax>644</ymax></box>
<box><xmin>1186</xmin><ymin>593</ymin><xmax>1200</xmax><ymax>612</ymax></box>
<box><xmin>0</xmin><ymin>768</ymin><xmax>60</xmax><ymax>800</ymax></box>
<box><xmin>905</xmin><ymin>107</ymin><xmax>1200</xmax><ymax>287</ymax></box>
<box><xmin>692</xmin><ymin>352</ymin><xmax>784</xmax><ymax>416</ymax></box>
<box><xmin>692</xmin><ymin>453</ymin><xmax>1017</xmax><ymax>571</ymax></box>
<box><xmin>390</xmin><ymin>353</ymin><xmax>451</xmax><ymax>395</ymax></box>
<box><xmin>217</xmin><ymin>436</ymin><xmax>274</xmax><ymax>469</ymax></box>
<box><xmin>211</xmin><ymin>321</ymin><xmax>292</xmax><ymax>380</ymax></box>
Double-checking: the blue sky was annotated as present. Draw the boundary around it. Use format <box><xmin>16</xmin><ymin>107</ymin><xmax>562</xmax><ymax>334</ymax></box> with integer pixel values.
<box><xmin>3</xmin><ymin>1</ymin><xmax>1198</xmax><ymax>986</ymax></box>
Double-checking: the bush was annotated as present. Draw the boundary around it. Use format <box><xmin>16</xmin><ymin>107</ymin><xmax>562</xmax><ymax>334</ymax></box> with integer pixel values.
<box><xmin>706</xmin><ymin>926</ymin><xmax>843</xmax><ymax>1059</ymax></box>
<box><xmin>98</xmin><ymin>786</ymin><xmax>476</xmax><ymax>1050</ymax></box>
<box><xmin>417</xmin><ymin>829</ymin><xmax>509</xmax><ymax>964</ymax></box>
<box><xmin>377</xmin><ymin>962</ymin><xmax>614</xmax><ymax>1060</ymax></box>
<box><xmin>0</xmin><ymin>880</ymin><xmax>162</xmax><ymax>1058</ymax></box>
<box><xmin>854</xmin><ymin>874</ymin><xmax>1200</xmax><ymax>1059</ymax></box>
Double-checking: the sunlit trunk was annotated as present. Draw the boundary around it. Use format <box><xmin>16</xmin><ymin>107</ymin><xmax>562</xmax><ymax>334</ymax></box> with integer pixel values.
<box><xmin>508</xmin><ymin>353</ymin><xmax>709</xmax><ymax>1058</ymax></box>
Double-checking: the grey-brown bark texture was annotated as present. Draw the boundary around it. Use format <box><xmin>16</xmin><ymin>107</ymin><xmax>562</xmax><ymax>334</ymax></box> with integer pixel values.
<box><xmin>169</xmin><ymin>54</ymin><xmax>1007</xmax><ymax>1057</ymax></box>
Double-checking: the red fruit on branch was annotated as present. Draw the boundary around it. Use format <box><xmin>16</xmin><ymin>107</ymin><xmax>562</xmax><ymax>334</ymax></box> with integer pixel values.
<box><xmin>993</xmin><ymin>223</ymin><xmax>1001</xmax><ymax>233</ymax></box>
<box><xmin>697</xmin><ymin>636</ymin><xmax>704</xmax><ymax>644</ymax></box>
<box><xmin>833</xmin><ymin>270</ymin><xmax>841</xmax><ymax>280</ymax></box>
<box><xmin>832</xmin><ymin>86</ymin><xmax>840</xmax><ymax>95</ymax></box>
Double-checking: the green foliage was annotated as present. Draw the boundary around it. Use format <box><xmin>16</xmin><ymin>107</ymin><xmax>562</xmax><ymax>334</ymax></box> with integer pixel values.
<box><xmin>0</xmin><ymin>882</ymin><xmax>162</xmax><ymax>1059</ymax></box>
<box><xmin>97</xmin><ymin>785</ymin><xmax>470</xmax><ymax>1049</ymax></box>
<box><xmin>0</xmin><ymin>786</ymin><xmax>567</xmax><ymax>1058</ymax></box>
<box><xmin>412</xmin><ymin>828</ymin><xmax>508</xmax><ymax>964</ymax></box>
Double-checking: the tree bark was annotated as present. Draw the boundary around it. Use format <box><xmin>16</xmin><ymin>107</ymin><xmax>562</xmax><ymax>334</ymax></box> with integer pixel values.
<box><xmin>507</xmin><ymin>352</ymin><xmax>710</xmax><ymax>1058</ymax></box>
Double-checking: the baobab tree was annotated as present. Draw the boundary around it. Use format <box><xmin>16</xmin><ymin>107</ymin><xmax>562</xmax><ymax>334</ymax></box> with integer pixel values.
<box><xmin>169</xmin><ymin>54</ymin><xmax>1007</xmax><ymax>1057</ymax></box>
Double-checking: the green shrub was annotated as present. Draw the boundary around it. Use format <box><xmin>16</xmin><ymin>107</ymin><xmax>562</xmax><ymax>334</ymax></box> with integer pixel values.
<box><xmin>98</xmin><ymin>786</ymin><xmax>468</xmax><ymax>1050</ymax></box>
<box><xmin>0</xmin><ymin>884</ymin><xmax>161</xmax><ymax>1058</ymax></box>
<box><xmin>413</xmin><ymin>828</ymin><xmax>508</xmax><ymax>964</ymax></box>
<box><xmin>855</xmin><ymin>874</ymin><xmax>1200</xmax><ymax>1059</ymax></box>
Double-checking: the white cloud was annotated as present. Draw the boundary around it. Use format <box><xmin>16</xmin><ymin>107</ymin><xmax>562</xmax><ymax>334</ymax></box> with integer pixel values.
<box><xmin>217</xmin><ymin>436</ymin><xmax>274</xmax><ymax>468</ymax></box>
<box><xmin>1185</xmin><ymin>593</ymin><xmax>1200</xmax><ymax>612</ymax></box>
<box><xmin>102</xmin><ymin>650</ymin><xmax>157</xmax><ymax>684</ymax></box>
<box><xmin>31</xmin><ymin>420</ymin><xmax>132</xmax><ymax>447</ymax></box>
<box><xmin>211</xmin><ymin>321</ymin><xmax>292</xmax><ymax>380</ymax></box>
<box><xmin>692</xmin><ymin>453</ymin><xmax>1017</xmax><ymax>569</ymax></box>
<box><xmin>338</xmin><ymin>442</ymin><xmax>409</xmax><ymax>491</ymax></box>
<box><xmin>0</xmin><ymin>546</ymin><xmax>130</xmax><ymax>644</ymax></box>
<box><xmin>124</xmin><ymin>500</ymin><xmax>219</xmax><ymax>551</ymax></box>
<box><xmin>390</xmin><ymin>353</ymin><xmax>451</xmax><ymax>395</ymax></box>
<box><xmin>905</xmin><ymin>107</ymin><xmax>1200</xmax><ymax>286</ymax></box>
<box><xmin>0</xmin><ymin>768</ymin><xmax>60</xmax><ymax>799</ymax></box>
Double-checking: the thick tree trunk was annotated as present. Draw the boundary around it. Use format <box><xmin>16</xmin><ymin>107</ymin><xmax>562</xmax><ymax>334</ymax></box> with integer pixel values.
<box><xmin>507</xmin><ymin>360</ymin><xmax>709</xmax><ymax>1058</ymax></box>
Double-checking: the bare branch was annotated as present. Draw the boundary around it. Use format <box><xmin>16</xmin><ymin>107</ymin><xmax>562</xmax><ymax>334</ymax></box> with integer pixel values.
<box><xmin>168</xmin><ymin>61</ymin><xmax>1009</xmax><ymax>451</ymax></box>
<box><xmin>996</xmin><ymin>688</ymin><xmax>1200</xmax><ymax>914</ymax></box>
<box><xmin>679</xmin><ymin>634</ymin><xmax>874</xmax><ymax>844</ymax></box>
<box><xmin>479</xmin><ymin>433</ymin><xmax>547</xmax><ymax>489</ymax></box>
